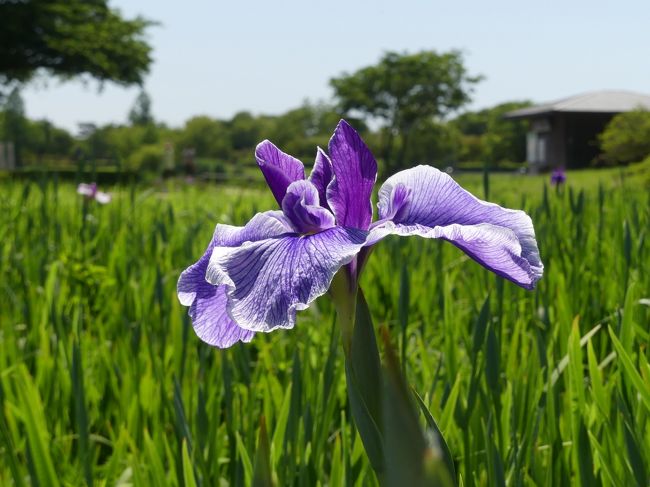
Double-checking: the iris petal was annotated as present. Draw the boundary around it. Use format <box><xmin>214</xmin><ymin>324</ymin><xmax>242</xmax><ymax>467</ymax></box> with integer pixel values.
<box><xmin>205</xmin><ymin>227</ymin><xmax>368</xmax><ymax>332</ymax></box>
<box><xmin>177</xmin><ymin>211</ymin><xmax>293</xmax><ymax>347</ymax></box>
<box><xmin>282</xmin><ymin>180</ymin><xmax>336</xmax><ymax>234</ymax></box>
<box><xmin>371</xmin><ymin>165</ymin><xmax>543</xmax><ymax>289</ymax></box>
<box><xmin>180</xmin><ymin>263</ymin><xmax>254</xmax><ymax>347</ymax></box>
<box><xmin>326</xmin><ymin>120</ymin><xmax>377</xmax><ymax>230</ymax></box>
<box><xmin>255</xmin><ymin>140</ymin><xmax>306</xmax><ymax>205</ymax></box>
<box><xmin>309</xmin><ymin>147</ymin><xmax>333</xmax><ymax>210</ymax></box>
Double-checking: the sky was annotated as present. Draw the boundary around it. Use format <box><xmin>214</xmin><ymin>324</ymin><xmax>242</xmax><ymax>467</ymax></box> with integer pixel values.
<box><xmin>20</xmin><ymin>0</ymin><xmax>650</xmax><ymax>133</ymax></box>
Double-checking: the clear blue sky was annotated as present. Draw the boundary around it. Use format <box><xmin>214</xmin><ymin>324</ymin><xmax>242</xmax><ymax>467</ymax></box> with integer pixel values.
<box><xmin>21</xmin><ymin>0</ymin><xmax>650</xmax><ymax>133</ymax></box>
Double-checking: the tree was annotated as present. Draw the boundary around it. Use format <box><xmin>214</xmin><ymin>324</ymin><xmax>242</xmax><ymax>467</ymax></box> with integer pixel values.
<box><xmin>330</xmin><ymin>50</ymin><xmax>482</xmax><ymax>170</ymax></box>
<box><xmin>599</xmin><ymin>109</ymin><xmax>650</xmax><ymax>165</ymax></box>
<box><xmin>0</xmin><ymin>0</ymin><xmax>153</xmax><ymax>88</ymax></box>
<box><xmin>81</xmin><ymin>123</ymin><xmax>159</xmax><ymax>164</ymax></box>
<box><xmin>268</xmin><ymin>100</ymin><xmax>351</xmax><ymax>161</ymax></box>
<box><xmin>269</xmin><ymin>101</ymin><xmax>340</xmax><ymax>145</ymax></box>
<box><xmin>25</xmin><ymin>119</ymin><xmax>74</xmax><ymax>162</ymax></box>
<box><xmin>452</xmin><ymin>101</ymin><xmax>532</xmax><ymax>166</ymax></box>
<box><xmin>178</xmin><ymin>116</ymin><xmax>232</xmax><ymax>159</ymax></box>
<box><xmin>402</xmin><ymin>120</ymin><xmax>463</xmax><ymax>167</ymax></box>
<box><xmin>228</xmin><ymin>112</ymin><xmax>262</xmax><ymax>151</ymax></box>
<box><xmin>128</xmin><ymin>90</ymin><xmax>154</xmax><ymax>126</ymax></box>
<box><xmin>1</xmin><ymin>87</ymin><xmax>27</xmax><ymax>166</ymax></box>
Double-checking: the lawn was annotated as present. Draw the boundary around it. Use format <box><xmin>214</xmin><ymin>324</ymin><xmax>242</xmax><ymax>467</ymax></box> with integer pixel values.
<box><xmin>0</xmin><ymin>168</ymin><xmax>648</xmax><ymax>486</ymax></box>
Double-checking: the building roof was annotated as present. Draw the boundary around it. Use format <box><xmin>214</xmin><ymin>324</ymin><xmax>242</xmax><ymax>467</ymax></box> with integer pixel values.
<box><xmin>505</xmin><ymin>90</ymin><xmax>650</xmax><ymax>118</ymax></box>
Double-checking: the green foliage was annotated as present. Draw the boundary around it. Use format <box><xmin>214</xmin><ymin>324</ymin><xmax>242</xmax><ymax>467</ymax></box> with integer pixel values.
<box><xmin>228</xmin><ymin>111</ymin><xmax>264</xmax><ymax>150</ymax></box>
<box><xmin>400</xmin><ymin>120</ymin><xmax>463</xmax><ymax>167</ymax></box>
<box><xmin>331</xmin><ymin>50</ymin><xmax>482</xmax><ymax>169</ymax></box>
<box><xmin>0</xmin><ymin>169</ymin><xmax>648</xmax><ymax>485</ymax></box>
<box><xmin>2</xmin><ymin>88</ymin><xmax>535</xmax><ymax>177</ymax></box>
<box><xmin>252</xmin><ymin>418</ymin><xmax>274</xmax><ymax>487</ymax></box>
<box><xmin>397</xmin><ymin>100</ymin><xmax>533</xmax><ymax>168</ymax></box>
<box><xmin>626</xmin><ymin>154</ymin><xmax>650</xmax><ymax>187</ymax></box>
<box><xmin>1</xmin><ymin>88</ymin><xmax>74</xmax><ymax>166</ymax></box>
<box><xmin>381</xmin><ymin>329</ymin><xmax>454</xmax><ymax>487</ymax></box>
<box><xmin>176</xmin><ymin>116</ymin><xmax>232</xmax><ymax>159</ymax></box>
<box><xmin>0</xmin><ymin>87</ymin><xmax>28</xmax><ymax>165</ymax></box>
<box><xmin>599</xmin><ymin>109</ymin><xmax>650</xmax><ymax>165</ymax></box>
<box><xmin>2</xmin><ymin>86</ymin><xmax>25</xmax><ymax>116</ymax></box>
<box><xmin>345</xmin><ymin>290</ymin><xmax>384</xmax><ymax>473</ymax></box>
<box><xmin>126</xmin><ymin>143</ymin><xmax>164</xmax><ymax>173</ymax></box>
<box><xmin>77</xmin><ymin>123</ymin><xmax>162</xmax><ymax>163</ymax></box>
<box><xmin>128</xmin><ymin>90</ymin><xmax>154</xmax><ymax>126</ymax></box>
<box><xmin>0</xmin><ymin>0</ymin><xmax>153</xmax><ymax>86</ymax></box>
<box><xmin>451</xmin><ymin>101</ymin><xmax>532</xmax><ymax>166</ymax></box>
<box><xmin>267</xmin><ymin>101</ymin><xmax>345</xmax><ymax>161</ymax></box>
<box><xmin>24</xmin><ymin>120</ymin><xmax>75</xmax><ymax>159</ymax></box>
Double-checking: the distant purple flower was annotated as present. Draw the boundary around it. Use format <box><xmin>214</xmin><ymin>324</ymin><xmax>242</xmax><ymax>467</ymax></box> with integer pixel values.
<box><xmin>77</xmin><ymin>183</ymin><xmax>111</xmax><ymax>204</ymax></box>
<box><xmin>178</xmin><ymin>120</ymin><xmax>543</xmax><ymax>348</ymax></box>
<box><xmin>550</xmin><ymin>168</ymin><xmax>566</xmax><ymax>186</ymax></box>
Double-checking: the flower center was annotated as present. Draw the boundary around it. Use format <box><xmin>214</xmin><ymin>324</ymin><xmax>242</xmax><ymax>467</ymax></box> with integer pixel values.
<box><xmin>282</xmin><ymin>180</ymin><xmax>336</xmax><ymax>234</ymax></box>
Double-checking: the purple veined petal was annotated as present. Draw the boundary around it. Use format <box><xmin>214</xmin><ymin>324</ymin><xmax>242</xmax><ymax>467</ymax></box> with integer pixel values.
<box><xmin>179</xmin><ymin>263</ymin><xmax>254</xmax><ymax>348</ymax></box>
<box><xmin>368</xmin><ymin>221</ymin><xmax>539</xmax><ymax>289</ymax></box>
<box><xmin>205</xmin><ymin>226</ymin><xmax>368</xmax><ymax>332</ymax></box>
<box><xmin>177</xmin><ymin>211</ymin><xmax>293</xmax><ymax>347</ymax></box>
<box><xmin>179</xmin><ymin>210</ymin><xmax>293</xmax><ymax>308</ymax></box>
<box><xmin>326</xmin><ymin>120</ymin><xmax>377</xmax><ymax>230</ymax></box>
<box><xmin>255</xmin><ymin>140</ymin><xmax>306</xmax><ymax>206</ymax></box>
<box><xmin>371</xmin><ymin>165</ymin><xmax>543</xmax><ymax>289</ymax></box>
<box><xmin>282</xmin><ymin>180</ymin><xmax>336</xmax><ymax>234</ymax></box>
<box><xmin>212</xmin><ymin>210</ymin><xmax>295</xmax><ymax>247</ymax></box>
<box><xmin>309</xmin><ymin>147</ymin><xmax>333</xmax><ymax>210</ymax></box>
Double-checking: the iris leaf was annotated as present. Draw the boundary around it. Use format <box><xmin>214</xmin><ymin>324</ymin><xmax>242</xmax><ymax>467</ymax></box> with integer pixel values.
<box><xmin>345</xmin><ymin>288</ymin><xmax>384</xmax><ymax>473</ymax></box>
<box><xmin>253</xmin><ymin>417</ymin><xmax>274</xmax><ymax>487</ymax></box>
<box><xmin>14</xmin><ymin>366</ymin><xmax>60</xmax><ymax>487</ymax></box>
<box><xmin>381</xmin><ymin>328</ymin><xmax>455</xmax><ymax>487</ymax></box>
<box><xmin>413</xmin><ymin>389</ymin><xmax>458</xmax><ymax>485</ymax></box>
<box><xmin>609</xmin><ymin>329</ymin><xmax>650</xmax><ymax>412</ymax></box>
<box><xmin>398</xmin><ymin>263</ymin><xmax>410</xmax><ymax>372</ymax></box>
<box><xmin>182</xmin><ymin>440</ymin><xmax>198</xmax><ymax>487</ymax></box>
<box><xmin>235</xmin><ymin>432</ymin><xmax>253</xmax><ymax>487</ymax></box>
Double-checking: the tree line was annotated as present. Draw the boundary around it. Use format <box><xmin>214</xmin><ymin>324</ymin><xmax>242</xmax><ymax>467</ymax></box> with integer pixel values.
<box><xmin>0</xmin><ymin>87</ymin><xmax>535</xmax><ymax>177</ymax></box>
<box><xmin>3</xmin><ymin>83</ymin><xmax>644</xmax><ymax>179</ymax></box>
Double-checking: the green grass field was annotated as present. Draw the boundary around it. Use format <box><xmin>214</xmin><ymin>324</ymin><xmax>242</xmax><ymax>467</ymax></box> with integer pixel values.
<box><xmin>1</xmin><ymin>169</ymin><xmax>648</xmax><ymax>486</ymax></box>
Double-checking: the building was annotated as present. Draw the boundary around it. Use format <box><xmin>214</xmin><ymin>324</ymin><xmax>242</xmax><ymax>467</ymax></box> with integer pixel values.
<box><xmin>505</xmin><ymin>90</ymin><xmax>650</xmax><ymax>170</ymax></box>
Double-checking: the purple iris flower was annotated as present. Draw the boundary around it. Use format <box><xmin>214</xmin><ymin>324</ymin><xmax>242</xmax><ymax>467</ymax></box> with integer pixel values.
<box><xmin>77</xmin><ymin>182</ymin><xmax>111</xmax><ymax>204</ymax></box>
<box><xmin>550</xmin><ymin>167</ymin><xmax>566</xmax><ymax>186</ymax></box>
<box><xmin>178</xmin><ymin>120</ymin><xmax>543</xmax><ymax>348</ymax></box>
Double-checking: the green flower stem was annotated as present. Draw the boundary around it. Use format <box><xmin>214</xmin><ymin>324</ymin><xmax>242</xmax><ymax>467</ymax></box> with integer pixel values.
<box><xmin>329</xmin><ymin>268</ymin><xmax>358</xmax><ymax>357</ymax></box>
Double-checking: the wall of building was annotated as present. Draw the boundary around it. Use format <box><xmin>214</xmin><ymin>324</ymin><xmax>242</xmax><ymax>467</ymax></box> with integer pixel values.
<box><xmin>524</xmin><ymin>112</ymin><xmax>615</xmax><ymax>169</ymax></box>
<box><xmin>563</xmin><ymin>112</ymin><xmax>614</xmax><ymax>167</ymax></box>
